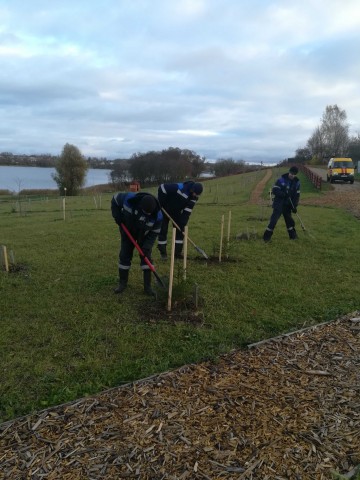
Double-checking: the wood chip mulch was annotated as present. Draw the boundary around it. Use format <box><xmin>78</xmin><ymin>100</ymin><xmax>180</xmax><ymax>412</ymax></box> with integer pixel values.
<box><xmin>1</xmin><ymin>314</ymin><xmax>359</xmax><ymax>479</ymax></box>
<box><xmin>301</xmin><ymin>191</ymin><xmax>360</xmax><ymax>219</ymax></box>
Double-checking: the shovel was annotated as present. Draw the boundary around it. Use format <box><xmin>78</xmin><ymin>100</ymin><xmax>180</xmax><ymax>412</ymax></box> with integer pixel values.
<box><xmin>120</xmin><ymin>223</ymin><xmax>166</xmax><ymax>288</ymax></box>
<box><xmin>161</xmin><ymin>207</ymin><xmax>209</xmax><ymax>259</ymax></box>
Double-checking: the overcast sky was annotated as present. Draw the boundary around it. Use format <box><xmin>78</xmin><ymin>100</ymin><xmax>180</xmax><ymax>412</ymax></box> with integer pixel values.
<box><xmin>1</xmin><ymin>0</ymin><xmax>359</xmax><ymax>164</ymax></box>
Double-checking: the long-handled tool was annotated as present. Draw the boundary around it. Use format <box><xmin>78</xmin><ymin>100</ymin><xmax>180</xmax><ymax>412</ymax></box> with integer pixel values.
<box><xmin>289</xmin><ymin>198</ymin><xmax>316</xmax><ymax>239</ymax></box>
<box><xmin>120</xmin><ymin>223</ymin><xmax>166</xmax><ymax>288</ymax></box>
<box><xmin>161</xmin><ymin>208</ymin><xmax>209</xmax><ymax>259</ymax></box>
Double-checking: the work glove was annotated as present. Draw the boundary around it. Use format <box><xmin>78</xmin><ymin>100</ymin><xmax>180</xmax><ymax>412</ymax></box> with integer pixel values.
<box><xmin>292</xmin><ymin>207</ymin><xmax>297</xmax><ymax>214</ymax></box>
<box><xmin>142</xmin><ymin>248</ymin><xmax>152</xmax><ymax>260</ymax></box>
<box><xmin>114</xmin><ymin>211</ymin><xmax>125</xmax><ymax>227</ymax></box>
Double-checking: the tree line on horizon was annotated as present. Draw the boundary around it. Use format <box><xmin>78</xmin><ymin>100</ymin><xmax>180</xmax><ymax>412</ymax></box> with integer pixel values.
<box><xmin>292</xmin><ymin>104</ymin><xmax>360</xmax><ymax>165</ymax></box>
<box><xmin>1</xmin><ymin>145</ymin><xmax>263</xmax><ymax>195</ymax></box>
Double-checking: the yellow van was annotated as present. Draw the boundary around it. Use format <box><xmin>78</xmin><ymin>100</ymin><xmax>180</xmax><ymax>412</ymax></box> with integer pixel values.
<box><xmin>327</xmin><ymin>157</ymin><xmax>355</xmax><ymax>184</ymax></box>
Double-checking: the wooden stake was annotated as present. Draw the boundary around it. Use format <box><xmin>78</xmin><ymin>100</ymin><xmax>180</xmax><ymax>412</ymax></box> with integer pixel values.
<box><xmin>167</xmin><ymin>228</ymin><xmax>176</xmax><ymax>312</ymax></box>
<box><xmin>62</xmin><ymin>197</ymin><xmax>66</xmax><ymax>221</ymax></box>
<box><xmin>219</xmin><ymin>214</ymin><xmax>224</xmax><ymax>262</ymax></box>
<box><xmin>183</xmin><ymin>225</ymin><xmax>188</xmax><ymax>280</ymax></box>
<box><xmin>2</xmin><ymin>245</ymin><xmax>9</xmax><ymax>272</ymax></box>
<box><xmin>227</xmin><ymin>210</ymin><xmax>232</xmax><ymax>244</ymax></box>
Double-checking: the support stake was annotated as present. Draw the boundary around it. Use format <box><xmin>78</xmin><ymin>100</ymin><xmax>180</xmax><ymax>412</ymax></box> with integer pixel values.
<box><xmin>167</xmin><ymin>228</ymin><xmax>176</xmax><ymax>312</ymax></box>
<box><xmin>219</xmin><ymin>214</ymin><xmax>224</xmax><ymax>262</ymax></box>
<box><xmin>2</xmin><ymin>245</ymin><xmax>9</xmax><ymax>272</ymax></box>
<box><xmin>183</xmin><ymin>225</ymin><xmax>188</xmax><ymax>281</ymax></box>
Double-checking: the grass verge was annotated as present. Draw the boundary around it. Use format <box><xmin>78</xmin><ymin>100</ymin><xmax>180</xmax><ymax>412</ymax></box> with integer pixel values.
<box><xmin>0</xmin><ymin>169</ymin><xmax>359</xmax><ymax>422</ymax></box>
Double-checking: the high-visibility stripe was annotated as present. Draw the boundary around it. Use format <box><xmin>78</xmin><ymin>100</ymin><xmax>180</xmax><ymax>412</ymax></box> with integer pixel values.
<box><xmin>119</xmin><ymin>264</ymin><xmax>131</xmax><ymax>270</ymax></box>
<box><xmin>177</xmin><ymin>189</ymin><xmax>188</xmax><ymax>199</ymax></box>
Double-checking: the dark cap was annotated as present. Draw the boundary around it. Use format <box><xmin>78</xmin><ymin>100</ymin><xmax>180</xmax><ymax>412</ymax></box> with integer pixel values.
<box><xmin>139</xmin><ymin>195</ymin><xmax>157</xmax><ymax>214</ymax></box>
<box><xmin>289</xmin><ymin>166</ymin><xmax>298</xmax><ymax>175</ymax></box>
<box><xmin>193</xmin><ymin>183</ymin><xmax>203</xmax><ymax>195</ymax></box>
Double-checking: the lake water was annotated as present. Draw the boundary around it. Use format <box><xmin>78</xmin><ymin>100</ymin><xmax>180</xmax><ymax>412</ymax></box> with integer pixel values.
<box><xmin>0</xmin><ymin>166</ymin><xmax>112</xmax><ymax>191</ymax></box>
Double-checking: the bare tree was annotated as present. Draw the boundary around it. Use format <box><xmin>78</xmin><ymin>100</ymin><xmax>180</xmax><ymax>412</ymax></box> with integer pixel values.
<box><xmin>348</xmin><ymin>133</ymin><xmax>360</xmax><ymax>165</ymax></box>
<box><xmin>294</xmin><ymin>147</ymin><xmax>312</xmax><ymax>164</ymax></box>
<box><xmin>110</xmin><ymin>159</ymin><xmax>130</xmax><ymax>188</ymax></box>
<box><xmin>304</xmin><ymin>105</ymin><xmax>350</xmax><ymax>163</ymax></box>
<box><xmin>307</xmin><ymin>127</ymin><xmax>327</xmax><ymax>163</ymax></box>
<box><xmin>320</xmin><ymin>104</ymin><xmax>349</xmax><ymax>157</ymax></box>
<box><xmin>125</xmin><ymin>147</ymin><xmax>204</xmax><ymax>185</ymax></box>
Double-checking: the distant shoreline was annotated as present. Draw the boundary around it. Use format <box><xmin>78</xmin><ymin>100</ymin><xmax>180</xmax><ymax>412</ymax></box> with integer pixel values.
<box><xmin>0</xmin><ymin>183</ymin><xmax>115</xmax><ymax>196</ymax></box>
<box><xmin>0</xmin><ymin>166</ymin><xmax>113</xmax><ymax>192</ymax></box>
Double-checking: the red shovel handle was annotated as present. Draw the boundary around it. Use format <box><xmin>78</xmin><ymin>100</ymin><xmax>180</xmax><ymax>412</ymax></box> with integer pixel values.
<box><xmin>120</xmin><ymin>223</ymin><xmax>165</xmax><ymax>287</ymax></box>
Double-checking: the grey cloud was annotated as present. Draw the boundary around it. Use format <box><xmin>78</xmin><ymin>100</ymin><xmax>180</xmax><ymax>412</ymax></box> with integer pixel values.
<box><xmin>1</xmin><ymin>0</ymin><xmax>360</xmax><ymax>162</ymax></box>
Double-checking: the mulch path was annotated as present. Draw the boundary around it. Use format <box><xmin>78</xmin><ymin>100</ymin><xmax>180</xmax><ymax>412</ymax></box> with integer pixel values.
<box><xmin>1</xmin><ymin>313</ymin><xmax>359</xmax><ymax>480</ymax></box>
<box><xmin>301</xmin><ymin>190</ymin><xmax>360</xmax><ymax>219</ymax></box>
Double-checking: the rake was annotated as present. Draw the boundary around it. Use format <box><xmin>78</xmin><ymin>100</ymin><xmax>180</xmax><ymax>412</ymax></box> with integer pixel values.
<box><xmin>161</xmin><ymin>207</ymin><xmax>209</xmax><ymax>259</ymax></box>
<box><xmin>289</xmin><ymin>198</ymin><xmax>316</xmax><ymax>239</ymax></box>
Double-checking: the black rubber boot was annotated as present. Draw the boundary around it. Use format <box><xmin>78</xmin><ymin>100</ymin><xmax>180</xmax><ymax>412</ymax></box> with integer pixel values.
<box><xmin>263</xmin><ymin>228</ymin><xmax>273</xmax><ymax>243</ymax></box>
<box><xmin>288</xmin><ymin>227</ymin><xmax>298</xmax><ymax>240</ymax></box>
<box><xmin>114</xmin><ymin>269</ymin><xmax>129</xmax><ymax>294</ymax></box>
<box><xmin>143</xmin><ymin>270</ymin><xmax>156</xmax><ymax>296</ymax></box>
<box><xmin>157</xmin><ymin>244</ymin><xmax>167</xmax><ymax>260</ymax></box>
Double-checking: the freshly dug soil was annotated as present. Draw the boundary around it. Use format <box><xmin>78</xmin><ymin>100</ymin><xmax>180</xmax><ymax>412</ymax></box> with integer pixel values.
<box><xmin>1</xmin><ymin>313</ymin><xmax>359</xmax><ymax>480</ymax></box>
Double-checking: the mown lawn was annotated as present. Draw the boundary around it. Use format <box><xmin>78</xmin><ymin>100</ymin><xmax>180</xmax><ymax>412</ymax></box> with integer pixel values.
<box><xmin>1</xmin><ymin>169</ymin><xmax>359</xmax><ymax>422</ymax></box>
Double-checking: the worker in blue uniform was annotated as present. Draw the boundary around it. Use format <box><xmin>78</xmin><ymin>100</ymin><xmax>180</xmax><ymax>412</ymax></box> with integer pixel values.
<box><xmin>111</xmin><ymin>192</ymin><xmax>162</xmax><ymax>295</ymax></box>
<box><xmin>157</xmin><ymin>181</ymin><xmax>203</xmax><ymax>259</ymax></box>
<box><xmin>263</xmin><ymin>166</ymin><xmax>301</xmax><ymax>242</ymax></box>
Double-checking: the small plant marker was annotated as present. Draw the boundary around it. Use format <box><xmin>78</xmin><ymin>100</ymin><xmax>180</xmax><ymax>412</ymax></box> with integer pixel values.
<box><xmin>219</xmin><ymin>214</ymin><xmax>224</xmax><ymax>262</ymax></box>
<box><xmin>227</xmin><ymin>210</ymin><xmax>232</xmax><ymax>246</ymax></box>
<box><xmin>183</xmin><ymin>225</ymin><xmax>188</xmax><ymax>281</ymax></box>
<box><xmin>1</xmin><ymin>245</ymin><xmax>9</xmax><ymax>272</ymax></box>
<box><xmin>167</xmin><ymin>228</ymin><xmax>176</xmax><ymax>312</ymax></box>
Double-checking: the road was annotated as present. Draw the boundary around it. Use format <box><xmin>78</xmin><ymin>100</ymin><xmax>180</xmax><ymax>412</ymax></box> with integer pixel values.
<box><xmin>308</xmin><ymin>166</ymin><xmax>360</xmax><ymax>192</ymax></box>
<box><xmin>302</xmin><ymin>166</ymin><xmax>360</xmax><ymax>218</ymax></box>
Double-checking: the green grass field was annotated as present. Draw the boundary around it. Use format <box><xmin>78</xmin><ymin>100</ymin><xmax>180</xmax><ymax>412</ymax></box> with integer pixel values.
<box><xmin>1</xmin><ymin>169</ymin><xmax>359</xmax><ymax>423</ymax></box>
